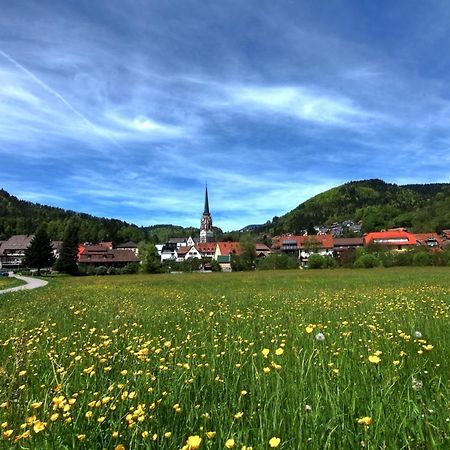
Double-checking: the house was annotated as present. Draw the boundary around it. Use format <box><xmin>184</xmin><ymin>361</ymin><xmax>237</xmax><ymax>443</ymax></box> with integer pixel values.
<box><xmin>255</xmin><ymin>243</ymin><xmax>271</xmax><ymax>258</ymax></box>
<box><xmin>273</xmin><ymin>234</ymin><xmax>334</xmax><ymax>264</ymax></box>
<box><xmin>116</xmin><ymin>241</ymin><xmax>139</xmax><ymax>256</ymax></box>
<box><xmin>298</xmin><ymin>235</ymin><xmax>334</xmax><ymax>263</ymax></box>
<box><xmin>160</xmin><ymin>243</ymin><xmax>178</xmax><ymax>262</ymax></box>
<box><xmin>52</xmin><ymin>240</ymin><xmax>63</xmax><ymax>260</ymax></box>
<box><xmin>215</xmin><ymin>242</ymin><xmax>240</xmax><ymax>259</ymax></box>
<box><xmin>168</xmin><ymin>236</ymin><xmax>197</xmax><ymax>248</ymax></box>
<box><xmin>78</xmin><ymin>244</ymin><xmax>139</xmax><ymax>267</ymax></box>
<box><xmin>176</xmin><ymin>245</ymin><xmax>202</xmax><ymax>262</ymax></box>
<box><xmin>414</xmin><ymin>233</ymin><xmax>443</xmax><ymax>249</ymax></box>
<box><xmin>333</xmin><ymin>237</ymin><xmax>364</xmax><ymax>254</ymax></box>
<box><xmin>364</xmin><ymin>230</ymin><xmax>417</xmax><ymax>250</ymax></box>
<box><xmin>196</xmin><ymin>242</ymin><xmax>217</xmax><ymax>259</ymax></box>
<box><xmin>0</xmin><ymin>235</ymin><xmax>34</xmax><ymax>269</ymax></box>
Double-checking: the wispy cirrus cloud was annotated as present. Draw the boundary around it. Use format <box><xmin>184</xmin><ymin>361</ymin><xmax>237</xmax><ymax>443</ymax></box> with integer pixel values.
<box><xmin>1</xmin><ymin>0</ymin><xmax>450</xmax><ymax>231</ymax></box>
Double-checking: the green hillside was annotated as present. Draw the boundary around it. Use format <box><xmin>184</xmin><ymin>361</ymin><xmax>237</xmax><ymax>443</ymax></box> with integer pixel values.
<box><xmin>267</xmin><ymin>179</ymin><xmax>450</xmax><ymax>234</ymax></box>
<box><xmin>0</xmin><ymin>189</ymin><xmax>213</xmax><ymax>243</ymax></box>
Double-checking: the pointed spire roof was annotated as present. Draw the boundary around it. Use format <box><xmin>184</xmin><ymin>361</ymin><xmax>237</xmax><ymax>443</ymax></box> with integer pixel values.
<box><xmin>203</xmin><ymin>185</ymin><xmax>210</xmax><ymax>215</ymax></box>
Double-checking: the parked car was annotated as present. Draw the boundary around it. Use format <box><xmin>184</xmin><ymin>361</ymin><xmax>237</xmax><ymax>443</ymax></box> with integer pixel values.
<box><xmin>0</xmin><ymin>270</ymin><xmax>9</xmax><ymax>277</ymax></box>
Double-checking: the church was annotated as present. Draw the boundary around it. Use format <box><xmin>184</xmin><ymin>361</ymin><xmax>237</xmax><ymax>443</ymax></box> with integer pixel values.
<box><xmin>200</xmin><ymin>186</ymin><xmax>214</xmax><ymax>243</ymax></box>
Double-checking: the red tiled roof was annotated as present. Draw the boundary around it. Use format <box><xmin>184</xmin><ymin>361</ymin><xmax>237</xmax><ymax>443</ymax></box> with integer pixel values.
<box><xmin>413</xmin><ymin>233</ymin><xmax>443</xmax><ymax>246</ymax></box>
<box><xmin>217</xmin><ymin>242</ymin><xmax>240</xmax><ymax>256</ymax></box>
<box><xmin>196</xmin><ymin>242</ymin><xmax>217</xmax><ymax>253</ymax></box>
<box><xmin>364</xmin><ymin>231</ymin><xmax>416</xmax><ymax>246</ymax></box>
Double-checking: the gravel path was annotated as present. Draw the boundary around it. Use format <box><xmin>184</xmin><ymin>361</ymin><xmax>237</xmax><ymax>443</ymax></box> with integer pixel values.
<box><xmin>0</xmin><ymin>275</ymin><xmax>48</xmax><ymax>295</ymax></box>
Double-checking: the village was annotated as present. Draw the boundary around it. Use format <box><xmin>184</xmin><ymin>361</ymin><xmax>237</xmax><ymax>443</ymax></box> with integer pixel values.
<box><xmin>1</xmin><ymin>188</ymin><xmax>449</xmax><ymax>273</ymax></box>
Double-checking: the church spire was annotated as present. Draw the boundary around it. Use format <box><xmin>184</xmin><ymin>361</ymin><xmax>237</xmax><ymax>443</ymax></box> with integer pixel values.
<box><xmin>200</xmin><ymin>185</ymin><xmax>214</xmax><ymax>243</ymax></box>
<box><xmin>204</xmin><ymin>185</ymin><xmax>210</xmax><ymax>215</ymax></box>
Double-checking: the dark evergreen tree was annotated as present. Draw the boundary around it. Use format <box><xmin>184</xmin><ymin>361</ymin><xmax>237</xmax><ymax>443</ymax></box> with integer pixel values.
<box><xmin>140</xmin><ymin>243</ymin><xmax>161</xmax><ymax>273</ymax></box>
<box><xmin>23</xmin><ymin>224</ymin><xmax>55</xmax><ymax>275</ymax></box>
<box><xmin>55</xmin><ymin>222</ymin><xmax>79</xmax><ymax>275</ymax></box>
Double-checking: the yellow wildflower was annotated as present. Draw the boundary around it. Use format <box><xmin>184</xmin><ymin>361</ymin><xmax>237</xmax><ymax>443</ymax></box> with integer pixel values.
<box><xmin>186</xmin><ymin>435</ymin><xmax>202</xmax><ymax>449</ymax></box>
<box><xmin>33</xmin><ymin>421</ymin><xmax>47</xmax><ymax>433</ymax></box>
<box><xmin>225</xmin><ymin>438</ymin><xmax>235</xmax><ymax>448</ymax></box>
<box><xmin>206</xmin><ymin>431</ymin><xmax>216</xmax><ymax>439</ymax></box>
<box><xmin>269</xmin><ymin>437</ymin><xmax>281</xmax><ymax>448</ymax></box>
<box><xmin>368</xmin><ymin>355</ymin><xmax>380</xmax><ymax>364</ymax></box>
<box><xmin>357</xmin><ymin>416</ymin><xmax>373</xmax><ymax>426</ymax></box>
<box><xmin>262</xmin><ymin>348</ymin><xmax>270</xmax><ymax>358</ymax></box>
<box><xmin>50</xmin><ymin>413</ymin><xmax>59</xmax><ymax>422</ymax></box>
<box><xmin>275</xmin><ymin>348</ymin><xmax>284</xmax><ymax>356</ymax></box>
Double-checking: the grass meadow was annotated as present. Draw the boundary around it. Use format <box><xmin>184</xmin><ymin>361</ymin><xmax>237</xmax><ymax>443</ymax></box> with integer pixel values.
<box><xmin>0</xmin><ymin>277</ymin><xmax>24</xmax><ymax>290</ymax></box>
<box><xmin>1</xmin><ymin>267</ymin><xmax>450</xmax><ymax>449</ymax></box>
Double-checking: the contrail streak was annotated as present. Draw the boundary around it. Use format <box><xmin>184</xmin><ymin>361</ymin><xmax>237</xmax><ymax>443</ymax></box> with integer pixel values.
<box><xmin>0</xmin><ymin>49</ymin><xmax>123</xmax><ymax>149</ymax></box>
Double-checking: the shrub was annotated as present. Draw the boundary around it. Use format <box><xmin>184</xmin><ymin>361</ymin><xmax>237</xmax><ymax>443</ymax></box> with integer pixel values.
<box><xmin>354</xmin><ymin>254</ymin><xmax>380</xmax><ymax>268</ymax></box>
<box><xmin>121</xmin><ymin>263</ymin><xmax>140</xmax><ymax>274</ymax></box>
<box><xmin>393</xmin><ymin>251</ymin><xmax>412</xmax><ymax>266</ymax></box>
<box><xmin>95</xmin><ymin>266</ymin><xmax>108</xmax><ymax>276</ymax></box>
<box><xmin>257</xmin><ymin>254</ymin><xmax>299</xmax><ymax>270</ymax></box>
<box><xmin>412</xmin><ymin>251</ymin><xmax>430</xmax><ymax>266</ymax></box>
<box><xmin>307</xmin><ymin>254</ymin><xmax>325</xmax><ymax>269</ymax></box>
<box><xmin>322</xmin><ymin>256</ymin><xmax>337</xmax><ymax>268</ymax></box>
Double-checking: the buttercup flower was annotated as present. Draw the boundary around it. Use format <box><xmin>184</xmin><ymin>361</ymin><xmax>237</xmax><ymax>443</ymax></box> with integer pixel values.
<box><xmin>269</xmin><ymin>436</ymin><xmax>281</xmax><ymax>447</ymax></box>
<box><xmin>357</xmin><ymin>416</ymin><xmax>373</xmax><ymax>426</ymax></box>
<box><xmin>186</xmin><ymin>435</ymin><xmax>202</xmax><ymax>449</ymax></box>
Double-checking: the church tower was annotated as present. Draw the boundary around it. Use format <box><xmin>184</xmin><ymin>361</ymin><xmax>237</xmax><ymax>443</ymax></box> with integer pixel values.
<box><xmin>200</xmin><ymin>186</ymin><xmax>214</xmax><ymax>243</ymax></box>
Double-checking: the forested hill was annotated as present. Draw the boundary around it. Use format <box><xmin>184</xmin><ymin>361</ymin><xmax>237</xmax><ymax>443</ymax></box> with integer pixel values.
<box><xmin>266</xmin><ymin>179</ymin><xmax>450</xmax><ymax>235</ymax></box>
<box><xmin>0</xmin><ymin>189</ymin><xmax>205</xmax><ymax>243</ymax></box>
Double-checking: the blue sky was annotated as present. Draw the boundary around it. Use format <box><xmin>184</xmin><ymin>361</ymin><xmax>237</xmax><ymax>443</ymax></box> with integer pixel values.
<box><xmin>1</xmin><ymin>1</ymin><xmax>450</xmax><ymax>231</ymax></box>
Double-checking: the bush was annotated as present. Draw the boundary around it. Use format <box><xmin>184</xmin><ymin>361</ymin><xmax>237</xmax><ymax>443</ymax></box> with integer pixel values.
<box><xmin>379</xmin><ymin>251</ymin><xmax>396</xmax><ymax>268</ymax></box>
<box><xmin>307</xmin><ymin>254</ymin><xmax>325</xmax><ymax>269</ymax></box>
<box><xmin>412</xmin><ymin>251</ymin><xmax>430</xmax><ymax>266</ymax></box>
<box><xmin>393</xmin><ymin>251</ymin><xmax>412</xmax><ymax>266</ymax></box>
<box><xmin>257</xmin><ymin>254</ymin><xmax>299</xmax><ymax>270</ymax></box>
<box><xmin>322</xmin><ymin>256</ymin><xmax>337</xmax><ymax>268</ymax></box>
<box><xmin>210</xmin><ymin>260</ymin><xmax>222</xmax><ymax>272</ymax></box>
<box><xmin>354</xmin><ymin>254</ymin><xmax>380</xmax><ymax>268</ymax></box>
<box><xmin>122</xmin><ymin>263</ymin><xmax>140</xmax><ymax>274</ymax></box>
<box><xmin>95</xmin><ymin>266</ymin><xmax>108</xmax><ymax>276</ymax></box>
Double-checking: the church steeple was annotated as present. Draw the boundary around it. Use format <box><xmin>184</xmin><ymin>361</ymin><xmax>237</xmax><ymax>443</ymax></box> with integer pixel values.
<box><xmin>200</xmin><ymin>185</ymin><xmax>214</xmax><ymax>243</ymax></box>
<box><xmin>204</xmin><ymin>186</ymin><xmax>210</xmax><ymax>215</ymax></box>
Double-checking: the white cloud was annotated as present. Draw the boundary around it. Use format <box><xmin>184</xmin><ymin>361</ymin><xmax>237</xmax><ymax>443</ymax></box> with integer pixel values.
<box><xmin>225</xmin><ymin>84</ymin><xmax>383</xmax><ymax>129</ymax></box>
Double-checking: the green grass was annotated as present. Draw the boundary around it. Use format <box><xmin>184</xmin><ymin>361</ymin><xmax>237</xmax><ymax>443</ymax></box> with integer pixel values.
<box><xmin>0</xmin><ymin>277</ymin><xmax>24</xmax><ymax>290</ymax></box>
<box><xmin>0</xmin><ymin>267</ymin><xmax>450</xmax><ymax>449</ymax></box>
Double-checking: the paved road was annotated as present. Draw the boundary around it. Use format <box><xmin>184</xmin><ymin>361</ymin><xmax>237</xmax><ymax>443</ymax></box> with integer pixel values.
<box><xmin>0</xmin><ymin>275</ymin><xmax>48</xmax><ymax>295</ymax></box>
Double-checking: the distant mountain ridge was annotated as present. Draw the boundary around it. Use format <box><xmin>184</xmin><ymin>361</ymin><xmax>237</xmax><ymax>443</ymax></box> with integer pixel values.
<box><xmin>1</xmin><ymin>179</ymin><xmax>449</xmax><ymax>241</ymax></box>
<box><xmin>265</xmin><ymin>179</ymin><xmax>450</xmax><ymax>235</ymax></box>
<box><xmin>0</xmin><ymin>189</ymin><xmax>212</xmax><ymax>243</ymax></box>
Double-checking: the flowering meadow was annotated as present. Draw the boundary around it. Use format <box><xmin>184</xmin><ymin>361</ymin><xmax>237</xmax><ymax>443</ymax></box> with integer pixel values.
<box><xmin>0</xmin><ymin>278</ymin><xmax>23</xmax><ymax>290</ymax></box>
<box><xmin>1</xmin><ymin>267</ymin><xmax>450</xmax><ymax>449</ymax></box>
